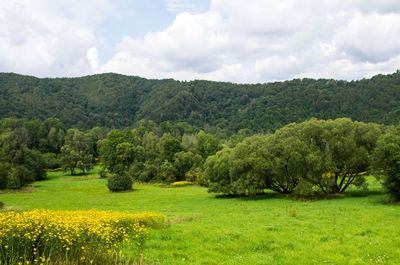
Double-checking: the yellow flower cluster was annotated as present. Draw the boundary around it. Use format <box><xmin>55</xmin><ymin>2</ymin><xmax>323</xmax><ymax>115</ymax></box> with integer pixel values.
<box><xmin>44</xmin><ymin>168</ymin><xmax>63</xmax><ymax>172</ymax></box>
<box><xmin>0</xmin><ymin>210</ymin><xmax>165</xmax><ymax>264</ymax></box>
<box><xmin>171</xmin><ymin>181</ymin><xmax>194</xmax><ymax>186</ymax></box>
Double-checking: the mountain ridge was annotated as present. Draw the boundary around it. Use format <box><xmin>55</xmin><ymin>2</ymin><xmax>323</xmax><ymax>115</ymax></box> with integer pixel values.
<box><xmin>1</xmin><ymin>71</ymin><xmax>399</xmax><ymax>133</ymax></box>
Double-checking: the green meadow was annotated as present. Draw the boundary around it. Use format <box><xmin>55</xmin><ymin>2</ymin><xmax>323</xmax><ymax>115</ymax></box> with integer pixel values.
<box><xmin>1</xmin><ymin>168</ymin><xmax>399</xmax><ymax>265</ymax></box>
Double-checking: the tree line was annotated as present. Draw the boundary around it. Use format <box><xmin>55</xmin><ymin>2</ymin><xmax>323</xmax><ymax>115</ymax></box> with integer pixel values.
<box><xmin>1</xmin><ymin>117</ymin><xmax>399</xmax><ymax>201</ymax></box>
<box><xmin>0</xmin><ymin>118</ymin><xmax>222</xmax><ymax>190</ymax></box>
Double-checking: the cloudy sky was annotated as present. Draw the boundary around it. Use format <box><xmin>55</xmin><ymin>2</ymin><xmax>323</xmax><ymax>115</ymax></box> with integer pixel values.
<box><xmin>1</xmin><ymin>0</ymin><xmax>400</xmax><ymax>83</ymax></box>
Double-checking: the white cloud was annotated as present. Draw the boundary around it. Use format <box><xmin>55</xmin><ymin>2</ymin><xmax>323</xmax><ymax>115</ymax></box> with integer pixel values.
<box><xmin>335</xmin><ymin>12</ymin><xmax>400</xmax><ymax>63</ymax></box>
<box><xmin>166</xmin><ymin>0</ymin><xmax>208</xmax><ymax>14</ymax></box>
<box><xmin>1</xmin><ymin>0</ymin><xmax>400</xmax><ymax>82</ymax></box>
<box><xmin>87</xmin><ymin>46</ymin><xmax>100</xmax><ymax>72</ymax></box>
<box><xmin>100</xmin><ymin>0</ymin><xmax>400</xmax><ymax>82</ymax></box>
<box><xmin>0</xmin><ymin>0</ymin><xmax>112</xmax><ymax>77</ymax></box>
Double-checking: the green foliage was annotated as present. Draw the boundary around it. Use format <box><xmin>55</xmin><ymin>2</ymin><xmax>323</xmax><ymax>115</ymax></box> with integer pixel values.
<box><xmin>2</xmin><ymin>72</ymin><xmax>400</xmax><ymax>133</ymax></box>
<box><xmin>173</xmin><ymin>151</ymin><xmax>200</xmax><ymax>182</ymax></box>
<box><xmin>7</xmin><ymin>166</ymin><xmax>32</xmax><ymax>189</ymax></box>
<box><xmin>228</xmin><ymin>135</ymin><xmax>271</xmax><ymax>196</ymax></box>
<box><xmin>0</xmin><ymin>128</ymin><xmax>46</xmax><ymax>189</ymax></box>
<box><xmin>107</xmin><ymin>174</ymin><xmax>133</xmax><ymax>192</ymax></box>
<box><xmin>41</xmin><ymin>152</ymin><xmax>62</xmax><ymax>169</ymax></box>
<box><xmin>205</xmin><ymin>118</ymin><xmax>381</xmax><ymax>196</ymax></box>
<box><xmin>99</xmin><ymin>129</ymin><xmax>128</xmax><ymax>174</ymax></box>
<box><xmin>195</xmin><ymin>131</ymin><xmax>221</xmax><ymax>160</ymax></box>
<box><xmin>298</xmin><ymin>118</ymin><xmax>381</xmax><ymax>194</ymax></box>
<box><xmin>372</xmin><ymin>126</ymin><xmax>400</xmax><ymax>201</ymax></box>
<box><xmin>160</xmin><ymin>160</ymin><xmax>177</xmax><ymax>183</ymax></box>
<box><xmin>203</xmin><ymin>148</ymin><xmax>233</xmax><ymax>194</ymax></box>
<box><xmin>61</xmin><ymin>129</ymin><xmax>94</xmax><ymax>175</ymax></box>
<box><xmin>1</xmin><ymin>168</ymin><xmax>398</xmax><ymax>265</ymax></box>
<box><xmin>266</xmin><ymin>126</ymin><xmax>309</xmax><ymax>194</ymax></box>
<box><xmin>160</xmin><ymin>135</ymin><xmax>184</xmax><ymax>162</ymax></box>
<box><xmin>0</xmin><ymin>162</ymin><xmax>8</xmax><ymax>190</ymax></box>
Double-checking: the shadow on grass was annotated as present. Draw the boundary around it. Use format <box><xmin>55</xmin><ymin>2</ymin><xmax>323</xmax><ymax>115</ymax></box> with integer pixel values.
<box><xmin>347</xmin><ymin>189</ymin><xmax>385</xmax><ymax>198</ymax></box>
<box><xmin>214</xmin><ymin>188</ymin><xmax>389</xmax><ymax>202</ymax></box>
<box><xmin>215</xmin><ymin>192</ymin><xmax>285</xmax><ymax>201</ymax></box>
<box><xmin>59</xmin><ymin>175</ymin><xmax>100</xmax><ymax>181</ymax></box>
<box><xmin>108</xmin><ymin>188</ymin><xmax>141</xmax><ymax>193</ymax></box>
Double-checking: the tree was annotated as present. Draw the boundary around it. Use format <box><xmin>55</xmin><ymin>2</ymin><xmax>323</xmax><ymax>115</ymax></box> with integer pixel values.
<box><xmin>195</xmin><ymin>131</ymin><xmax>221</xmax><ymax>161</ymax></box>
<box><xmin>160</xmin><ymin>134</ymin><xmax>183</xmax><ymax>162</ymax></box>
<box><xmin>173</xmin><ymin>151</ymin><xmax>200</xmax><ymax>182</ymax></box>
<box><xmin>99</xmin><ymin>129</ymin><xmax>127</xmax><ymax>174</ymax></box>
<box><xmin>0</xmin><ymin>129</ymin><xmax>46</xmax><ymax>189</ymax></box>
<box><xmin>228</xmin><ymin>135</ymin><xmax>272</xmax><ymax>196</ymax></box>
<box><xmin>203</xmin><ymin>147</ymin><xmax>233</xmax><ymax>195</ymax></box>
<box><xmin>113</xmin><ymin>142</ymin><xmax>143</xmax><ymax>175</ymax></box>
<box><xmin>141</xmin><ymin>132</ymin><xmax>160</xmax><ymax>162</ymax></box>
<box><xmin>266</xmin><ymin>125</ymin><xmax>309</xmax><ymax>194</ymax></box>
<box><xmin>298</xmin><ymin>118</ymin><xmax>381</xmax><ymax>194</ymax></box>
<box><xmin>373</xmin><ymin>126</ymin><xmax>400</xmax><ymax>201</ymax></box>
<box><xmin>61</xmin><ymin>129</ymin><xmax>93</xmax><ymax>175</ymax></box>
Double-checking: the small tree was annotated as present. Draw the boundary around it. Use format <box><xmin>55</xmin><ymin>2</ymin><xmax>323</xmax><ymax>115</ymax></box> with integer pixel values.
<box><xmin>61</xmin><ymin>129</ymin><xmax>93</xmax><ymax>175</ymax></box>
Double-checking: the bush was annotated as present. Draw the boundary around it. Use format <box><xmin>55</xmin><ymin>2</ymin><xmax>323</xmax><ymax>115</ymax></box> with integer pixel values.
<box><xmin>0</xmin><ymin>201</ymin><xmax>3</xmax><ymax>209</ymax></box>
<box><xmin>107</xmin><ymin>174</ymin><xmax>133</xmax><ymax>192</ymax></box>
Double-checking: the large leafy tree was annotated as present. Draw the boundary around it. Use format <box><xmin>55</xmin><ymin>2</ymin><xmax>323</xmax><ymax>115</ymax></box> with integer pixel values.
<box><xmin>266</xmin><ymin>125</ymin><xmax>309</xmax><ymax>194</ymax></box>
<box><xmin>298</xmin><ymin>118</ymin><xmax>381</xmax><ymax>194</ymax></box>
<box><xmin>228</xmin><ymin>135</ymin><xmax>272</xmax><ymax>196</ymax></box>
<box><xmin>373</xmin><ymin>126</ymin><xmax>400</xmax><ymax>201</ymax></box>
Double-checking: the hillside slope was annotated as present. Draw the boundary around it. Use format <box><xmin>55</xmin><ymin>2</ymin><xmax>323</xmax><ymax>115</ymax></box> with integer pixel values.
<box><xmin>0</xmin><ymin>71</ymin><xmax>399</xmax><ymax>132</ymax></box>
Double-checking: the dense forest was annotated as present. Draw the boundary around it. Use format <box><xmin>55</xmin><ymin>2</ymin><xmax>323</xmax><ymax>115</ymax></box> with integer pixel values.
<box><xmin>1</xmin><ymin>71</ymin><xmax>400</xmax><ymax>134</ymax></box>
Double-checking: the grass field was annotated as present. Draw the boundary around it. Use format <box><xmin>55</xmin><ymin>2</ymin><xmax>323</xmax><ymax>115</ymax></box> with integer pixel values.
<box><xmin>1</xmin><ymin>168</ymin><xmax>400</xmax><ymax>265</ymax></box>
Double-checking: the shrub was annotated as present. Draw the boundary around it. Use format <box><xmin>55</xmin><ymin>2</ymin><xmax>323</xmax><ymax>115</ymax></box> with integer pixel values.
<box><xmin>0</xmin><ymin>201</ymin><xmax>3</xmax><ymax>209</ymax></box>
<box><xmin>107</xmin><ymin>174</ymin><xmax>133</xmax><ymax>192</ymax></box>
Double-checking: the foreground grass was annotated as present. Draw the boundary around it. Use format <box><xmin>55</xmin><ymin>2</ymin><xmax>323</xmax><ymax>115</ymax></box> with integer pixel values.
<box><xmin>1</xmin><ymin>169</ymin><xmax>399</xmax><ymax>264</ymax></box>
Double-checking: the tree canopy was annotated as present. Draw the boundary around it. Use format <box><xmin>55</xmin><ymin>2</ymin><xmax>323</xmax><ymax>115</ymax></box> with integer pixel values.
<box><xmin>1</xmin><ymin>71</ymin><xmax>400</xmax><ymax>134</ymax></box>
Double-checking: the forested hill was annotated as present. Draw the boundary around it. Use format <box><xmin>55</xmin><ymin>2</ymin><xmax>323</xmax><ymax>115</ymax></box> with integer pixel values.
<box><xmin>1</xmin><ymin>71</ymin><xmax>399</xmax><ymax>133</ymax></box>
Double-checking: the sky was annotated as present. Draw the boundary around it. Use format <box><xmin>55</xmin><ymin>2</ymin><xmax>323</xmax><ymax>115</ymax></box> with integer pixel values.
<box><xmin>1</xmin><ymin>0</ymin><xmax>400</xmax><ymax>83</ymax></box>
